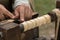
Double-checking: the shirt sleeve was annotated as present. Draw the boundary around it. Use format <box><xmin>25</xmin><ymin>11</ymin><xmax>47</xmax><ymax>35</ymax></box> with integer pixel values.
<box><xmin>13</xmin><ymin>0</ymin><xmax>30</xmax><ymax>9</ymax></box>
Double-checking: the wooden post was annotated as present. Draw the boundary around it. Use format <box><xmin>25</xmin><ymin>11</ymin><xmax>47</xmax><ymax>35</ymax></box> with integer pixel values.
<box><xmin>56</xmin><ymin>0</ymin><xmax>60</xmax><ymax>9</ymax></box>
<box><xmin>56</xmin><ymin>0</ymin><xmax>60</xmax><ymax>40</ymax></box>
<box><xmin>0</xmin><ymin>20</ymin><xmax>21</xmax><ymax>40</ymax></box>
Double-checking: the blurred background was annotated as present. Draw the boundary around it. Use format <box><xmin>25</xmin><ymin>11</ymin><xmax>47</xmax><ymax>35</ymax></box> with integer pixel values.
<box><xmin>34</xmin><ymin>0</ymin><xmax>56</xmax><ymax>40</ymax></box>
<box><xmin>34</xmin><ymin>0</ymin><xmax>56</xmax><ymax>15</ymax></box>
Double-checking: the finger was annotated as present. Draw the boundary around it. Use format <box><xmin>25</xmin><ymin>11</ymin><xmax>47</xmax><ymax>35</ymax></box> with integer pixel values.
<box><xmin>2</xmin><ymin>7</ymin><xmax>15</xmax><ymax>19</ymax></box>
<box><xmin>25</xmin><ymin>6</ymin><xmax>30</xmax><ymax>17</ymax></box>
<box><xmin>19</xmin><ymin>6</ymin><xmax>25</xmax><ymax>22</ymax></box>
<box><xmin>14</xmin><ymin>10</ymin><xmax>19</xmax><ymax>18</ymax></box>
<box><xmin>0</xmin><ymin>13</ymin><xmax>5</xmax><ymax>20</ymax></box>
<box><xmin>25</xmin><ymin>6</ymin><xmax>33</xmax><ymax>20</ymax></box>
<box><xmin>28</xmin><ymin>7</ymin><xmax>33</xmax><ymax>18</ymax></box>
<box><xmin>25</xmin><ymin>6</ymin><xmax>30</xmax><ymax>20</ymax></box>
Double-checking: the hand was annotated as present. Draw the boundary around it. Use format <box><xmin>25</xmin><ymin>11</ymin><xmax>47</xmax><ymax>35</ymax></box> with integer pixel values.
<box><xmin>0</xmin><ymin>4</ymin><xmax>15</xmax><ymax>19</ymax></box>
<box><xmin>14</xmin><ymin>5</ymin><xmax>33</xmax><ymax>22</ymax></box>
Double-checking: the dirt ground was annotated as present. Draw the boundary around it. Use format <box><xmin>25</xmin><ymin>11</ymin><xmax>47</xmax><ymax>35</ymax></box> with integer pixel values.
<box><xmin>39</xmin><ymin>22</ymin><xmax>55</xmax><ymax>40</ymax></box>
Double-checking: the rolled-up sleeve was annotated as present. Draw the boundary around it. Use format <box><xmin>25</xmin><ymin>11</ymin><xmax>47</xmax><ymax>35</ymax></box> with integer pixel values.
<box><xmin>13</xmin><ymin>0</ymin><xmax>30</xmax><ymax>9</ymax></box>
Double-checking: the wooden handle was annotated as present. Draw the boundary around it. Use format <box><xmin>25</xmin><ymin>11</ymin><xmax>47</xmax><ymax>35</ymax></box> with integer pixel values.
<box><xmin>21</xmin><ymin>14</ymin><xmax>51</xmax><ymax>31</ymax></box>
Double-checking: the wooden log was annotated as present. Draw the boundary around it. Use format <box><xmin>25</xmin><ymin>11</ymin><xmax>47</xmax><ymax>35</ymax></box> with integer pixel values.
<box><xmin>20</xmin><ymin>14</ymin><xmax>51</xmax><ymax>32</ymax></box>
<box><xmin>19</xmin><ymin>9</ymin><xmax>59</xmax><ymax>32</ymax></box>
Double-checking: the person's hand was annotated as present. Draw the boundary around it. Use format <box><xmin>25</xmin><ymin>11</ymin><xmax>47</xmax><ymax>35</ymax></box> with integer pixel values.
<box><xmin>14</xmin><ymin>5</ymin><xmax>33</xmax><ymax>22</ymax></box>
<box><xmin>0</xmin><ymin>4</ymin><xmax>15</xmax><ymax>19</ymax></box>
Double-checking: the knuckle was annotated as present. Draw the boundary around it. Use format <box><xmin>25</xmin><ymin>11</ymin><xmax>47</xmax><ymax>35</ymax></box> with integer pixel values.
<box><xmin>0</xmin><ymin>4</ymin><xmax>4</xmax><ymax>7</ymax></box>
<box><xmin>0</xmin><ymin>4</ymin><xmax>5</xmax><ymax>10</ymax></box>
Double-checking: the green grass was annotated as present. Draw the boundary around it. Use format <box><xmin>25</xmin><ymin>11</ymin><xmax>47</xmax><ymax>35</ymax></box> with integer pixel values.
<box><xmin>34</xmin><ymin>0</ymin><xmax>56</xmax><ymax>15</ymax></box>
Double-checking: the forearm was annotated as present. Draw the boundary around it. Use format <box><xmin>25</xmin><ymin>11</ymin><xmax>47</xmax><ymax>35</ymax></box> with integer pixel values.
<box><xmin>13</xmin><ymin>0</ymin><xmax>30</xmax><ymax>9</ymax></box>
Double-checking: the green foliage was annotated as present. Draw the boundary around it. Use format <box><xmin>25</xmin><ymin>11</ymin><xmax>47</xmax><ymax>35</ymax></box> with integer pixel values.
<box><xmin>34</xmin><ymin>0</ymin><xmax>56</xmax><ymax>15</ymax></box>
